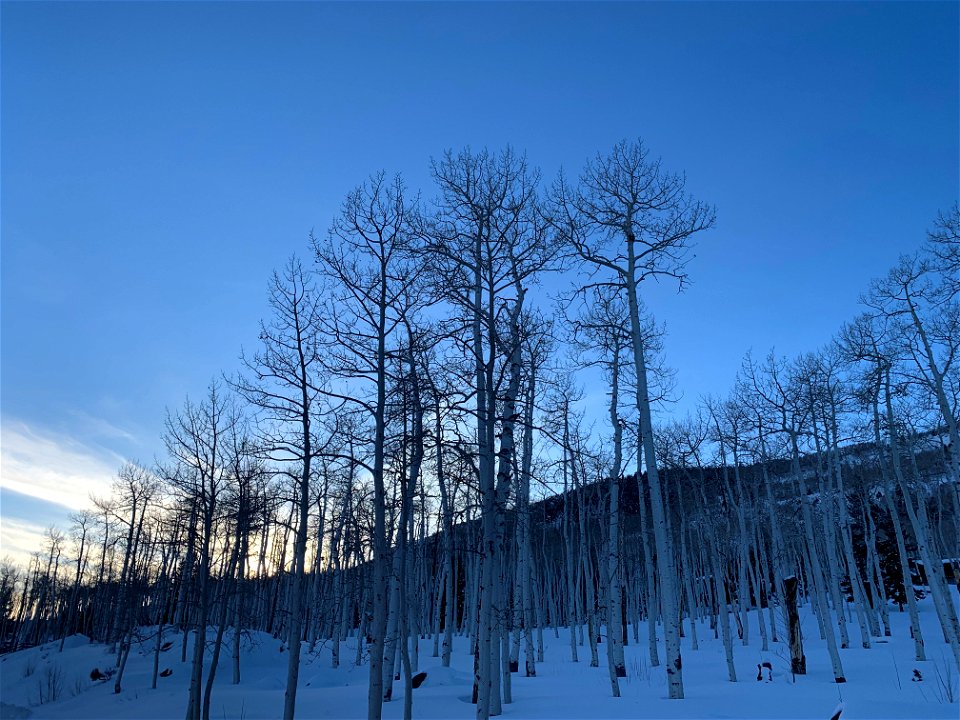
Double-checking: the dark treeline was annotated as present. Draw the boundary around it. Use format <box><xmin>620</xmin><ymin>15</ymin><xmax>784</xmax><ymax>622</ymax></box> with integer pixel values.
<box><xmin>2</xmin><ymin>142</ymin><xmax>957</xmax><ymax>720</ymax></box>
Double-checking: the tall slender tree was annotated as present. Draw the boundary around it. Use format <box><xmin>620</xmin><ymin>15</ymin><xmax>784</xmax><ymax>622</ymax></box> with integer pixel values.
<box><xmin>555</xmin><ymin>139</ymin><xmax>715</xmax><ymax>698</ymax></box>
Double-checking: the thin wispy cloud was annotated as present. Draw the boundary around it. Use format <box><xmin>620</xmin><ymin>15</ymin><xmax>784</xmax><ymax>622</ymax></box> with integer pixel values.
<box><xmin>0</xmin><ymin>515</ymin><xmax>53</xmax><ymax>566</ymax></box>
<box><xmin>0</xmin><ymin>418</ymin><xmax>123</xmax><ymax>511</ymax></box>
<box><xmin>65</xmin><ymin>408</ymin><xmax>142</xmax><ymax>446</ymax></box>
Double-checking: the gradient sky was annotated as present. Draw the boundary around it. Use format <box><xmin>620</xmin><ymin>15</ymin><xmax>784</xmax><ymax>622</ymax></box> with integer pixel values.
<box><xmin>2</xmin><ymin>1</ymin><xmax>957</xmax><ymax>564</ymax></box>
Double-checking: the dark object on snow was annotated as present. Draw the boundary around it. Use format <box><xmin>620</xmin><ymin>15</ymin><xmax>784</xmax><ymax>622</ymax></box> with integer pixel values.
<box><xmin>411</xmin><ymin>672</ymin><xmax>427</xmax><ymax>689</ymax></box>
<box><xmin>756</xmin><ymin>661</ymin><xmax>773</xmax><ymax>682</ymax></box>
<box><xmin>829</xmin><ymin>707</ymin><xmax>842</xmax><ymax>720</ymax></box>
<box><xmin>912</xmin><ymin>669</ymin><xmax>923</xmax><ymax>682</ymax></box>
<box><xmin>159</xmin><ymin>668</ymin><xmax>172</xmax><ymax>678</ymax></box>
<box><xmin>160</xmin><ymin>641</ymin><xmax>173</xmax><ymax>652</ymax></box>
<box><xmin>509</xmin><ymin>660</ymin><xmax>519</xmax><ymax>673</ymax></box>
<box><xmin>90</xmin><ymin>668</ymin><xmax>104</xmax><ymax>681</ymax></box>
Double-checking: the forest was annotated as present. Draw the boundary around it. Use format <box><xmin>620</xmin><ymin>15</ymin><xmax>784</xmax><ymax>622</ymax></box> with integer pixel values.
<box><xmin>2</xmin><ymin>141</ymin><xmax>958</xmax><ymax>720</ymax></box>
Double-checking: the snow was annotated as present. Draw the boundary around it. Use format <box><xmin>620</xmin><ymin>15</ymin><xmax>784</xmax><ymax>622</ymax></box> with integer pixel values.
<box><xmin>1</xmin><ymin>596</ymin><xmax>956</xmax><ymax>719</ymax></box>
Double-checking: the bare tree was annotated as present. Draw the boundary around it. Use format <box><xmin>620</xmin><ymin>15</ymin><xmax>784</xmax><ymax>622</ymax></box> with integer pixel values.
<box><xmin>570</xmin><ymin>285</ymin><xmax>631</xmax><ymax>693</ymax></box>
<box><xmin>839</xmin><ymin>313</ymin><xmax>928</xmax><ymax>661</ymax></box>
<box><xmin>928</xmin><ymin>205</ymin><xmax>960</xmax><ymax>299</ymax></box>
<box><xmin>313</xmin><ymin>172</ymin><xmax>423</xmax><ymax>720</ymax></box>
<box><xmin>108</xmin><ymin>462</ymin><xmax>159</xmax><ymax>693</ymax></box>
<box><xmin>58</xmin><ymin>510</ymin><xmax>93</xmax><ymax>652</ymax></box>
<box><xmin>163</xmin><ymin>382</ymin><xmax>239</xmax><ymax>720</ymax></box>
<box><xmin>426</xmin><ymin>147</ymin><xmax>552</xmax><ymax>719</ymax></box>
<box><xmin>554</xmin><ymin>139</ymin><xmax>715</xmax><ymax>699</ymax></box>
<box><xmin>234</xmin><ymin>256</ymin><xmax>326</xmax><ymax>720</ymax></box>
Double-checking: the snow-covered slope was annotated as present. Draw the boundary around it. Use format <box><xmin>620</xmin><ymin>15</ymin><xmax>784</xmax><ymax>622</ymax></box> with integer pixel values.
<box><xmin>2</xmin><ymin>596</ymin><xmax>956</xmax><ymax>719</ymax></box>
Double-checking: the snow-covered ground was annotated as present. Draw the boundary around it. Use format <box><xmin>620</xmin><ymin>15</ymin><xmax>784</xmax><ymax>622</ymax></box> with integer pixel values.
<box><xmin>2</xmin><ymin>596</ymin><xmax>957</xmax><ymax>719</ymax></box>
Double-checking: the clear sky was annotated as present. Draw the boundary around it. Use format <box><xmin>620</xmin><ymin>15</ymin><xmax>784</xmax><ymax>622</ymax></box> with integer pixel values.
<box><xmin>2</xmin><ymin>1</ymin><xmax>957</xmax><ymax>564</ymax></box>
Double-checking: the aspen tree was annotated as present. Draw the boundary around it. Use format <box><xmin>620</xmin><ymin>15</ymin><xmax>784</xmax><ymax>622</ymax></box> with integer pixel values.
<box><xmin>427</xmin><ymin>148</ymin><xmax>551</xmax><ymax>719</ymax></box>
<box><xmin>313</xmin><ymin>173</ymin><xmax>424</xmax><ymax>720</ymax></box>
<box><xmin>555</xmin><ymin>139</ymin><xmax>714</xmax><ymax>698</ymax></box>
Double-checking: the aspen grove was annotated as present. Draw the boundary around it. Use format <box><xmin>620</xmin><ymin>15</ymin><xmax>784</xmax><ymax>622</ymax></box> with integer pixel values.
<box><xmin>2</xmin><ymin>144</ymin><xmax>958</xmax><ymax>720</ymax></box>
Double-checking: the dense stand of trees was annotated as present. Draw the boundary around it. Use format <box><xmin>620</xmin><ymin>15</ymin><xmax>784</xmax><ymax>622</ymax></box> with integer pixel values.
<box><xmin>2</xmin><ymin>143</ymin><xmax>957</xmax><ymax>719</ymax></box>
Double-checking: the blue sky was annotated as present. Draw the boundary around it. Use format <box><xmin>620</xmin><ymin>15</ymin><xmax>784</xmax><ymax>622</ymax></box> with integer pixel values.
<box><xmin>2</xmin><ymin>2</ymin><xmax>957</xmax><ymax>563</ymax></box>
